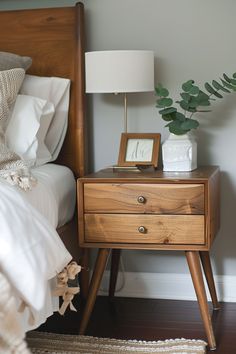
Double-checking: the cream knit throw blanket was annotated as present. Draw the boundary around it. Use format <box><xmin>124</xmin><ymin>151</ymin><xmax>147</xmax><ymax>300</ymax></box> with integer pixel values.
<box><xmin>0</xmin><ymin>271</ymin><xmax>31</xmax><ymax>354</ymax></box>
<box><xmin>0</xmin><ymin>68</ymin><xmax>35</xmax><ymax>190</ymax></box>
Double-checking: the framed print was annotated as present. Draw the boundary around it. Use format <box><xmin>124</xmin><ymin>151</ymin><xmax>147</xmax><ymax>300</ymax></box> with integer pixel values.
<box><xmin>118</xmin><ymin>133</ymin><xmax>161</xmax><ymax>168</ymax></box>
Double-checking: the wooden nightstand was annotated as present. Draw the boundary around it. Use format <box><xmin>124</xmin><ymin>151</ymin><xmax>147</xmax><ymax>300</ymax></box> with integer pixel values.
<box><xmin>77</xmin><ymin>166</ymin><xmax>220</xmax><ymax>350</ymax></box>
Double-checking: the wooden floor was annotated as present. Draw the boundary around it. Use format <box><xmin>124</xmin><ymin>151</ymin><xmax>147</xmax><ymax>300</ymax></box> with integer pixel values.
<box><xmin>39</xmin><ymin>296</ymin><xmax>236</xmax><ymax>353</ymax></box>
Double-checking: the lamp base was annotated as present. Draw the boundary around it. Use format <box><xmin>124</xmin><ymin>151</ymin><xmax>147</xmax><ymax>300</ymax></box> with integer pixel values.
<box><xmin>106</xmin><ymin>165</ymin><xmax>156</xmax><ymax>172</ymax></box>
<box><xmin>108</xmin><ymin>165</ymin><xmax>141</xmax><ymax>172</ymax></box>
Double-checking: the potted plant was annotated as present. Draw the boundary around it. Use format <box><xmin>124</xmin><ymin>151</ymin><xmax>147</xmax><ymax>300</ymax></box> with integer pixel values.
<box><xmin>155</xmin><ymin>73</ymin><xmax>236</xmax><ymax>171</ymax></box>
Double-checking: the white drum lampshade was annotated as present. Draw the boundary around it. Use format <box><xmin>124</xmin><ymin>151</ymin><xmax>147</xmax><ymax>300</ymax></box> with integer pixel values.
<box><xmin>85</xmin><ymin>50</ymin><xmax>154</xmax><ymax>93</ymax></box>
<box><xmin>85</xmin><ymin>50</ymin><xmax>154</xmax><ymax>132</ymax></box>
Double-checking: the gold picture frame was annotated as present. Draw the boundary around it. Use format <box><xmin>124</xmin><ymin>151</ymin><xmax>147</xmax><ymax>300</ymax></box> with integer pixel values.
<box><xmin>118</xmin><ymin>133</ymin><xmax>161</xmax><ymax>168</ymax></box>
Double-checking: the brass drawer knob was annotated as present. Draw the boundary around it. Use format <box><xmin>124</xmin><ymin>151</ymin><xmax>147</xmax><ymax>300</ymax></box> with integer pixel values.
<box><xmin>138</xmin><ymin>226</ymin><xmax>147</xmax><ymax>234</ymax></box>
<box><xmin>137</xmin><ymin>195</ymin><xmax>146</xmax><ymax>204</ymax></box>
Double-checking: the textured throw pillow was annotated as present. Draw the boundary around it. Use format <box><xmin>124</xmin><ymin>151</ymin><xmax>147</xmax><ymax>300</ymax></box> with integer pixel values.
<box><xmin>0</xmin><ymin>51</ymin><xmax>32</xmax><ymax>71</ymax></box>
<box><xmin>0</xmin><ymin>68</ymin><xmax>35</xmax><ymax>190</ymax></box>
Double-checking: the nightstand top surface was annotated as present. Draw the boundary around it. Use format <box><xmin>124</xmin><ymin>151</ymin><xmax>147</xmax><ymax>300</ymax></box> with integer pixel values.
<box><xmin>79</xmin><ymin>165</ymin><xmax>219</xmax><ymax>182</ymax></box>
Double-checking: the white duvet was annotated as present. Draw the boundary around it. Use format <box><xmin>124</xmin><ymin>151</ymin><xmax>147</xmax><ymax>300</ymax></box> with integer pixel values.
<box><xmin>0</xmin><ymin>180</ymin><xmax>72</xmax><ymax>329</ymax></box>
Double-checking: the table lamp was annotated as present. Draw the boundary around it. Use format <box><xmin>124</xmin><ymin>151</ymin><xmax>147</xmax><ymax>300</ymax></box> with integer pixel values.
<box><xmin>85</xmin><ymin>50</ymin><xmax>154</xmax><ymax>132</ymax></box>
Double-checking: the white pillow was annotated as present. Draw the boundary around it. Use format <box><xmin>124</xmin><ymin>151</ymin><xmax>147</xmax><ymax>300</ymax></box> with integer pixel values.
<box><xmin>5</xmin><ymin>94</ymin><xmax>55</xmax><ymax>166</ymax></box>
<box><xmin>20</xmin><ymin>74</ymin><xmax>71</xmax><ymax>161</ymax></box>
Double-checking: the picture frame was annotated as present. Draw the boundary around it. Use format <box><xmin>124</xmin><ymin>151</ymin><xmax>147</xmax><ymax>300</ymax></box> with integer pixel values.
<box><xmin>117</xmin><ymin>133</ymin><xmax>161</xmax><ymax>168</ymax></box>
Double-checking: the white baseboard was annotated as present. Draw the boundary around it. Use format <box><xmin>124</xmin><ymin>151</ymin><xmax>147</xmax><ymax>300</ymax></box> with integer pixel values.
<box><xmin>98</xmin><ymin>271</ymin><xmax>236</xmax><ymax>302</ymax></box>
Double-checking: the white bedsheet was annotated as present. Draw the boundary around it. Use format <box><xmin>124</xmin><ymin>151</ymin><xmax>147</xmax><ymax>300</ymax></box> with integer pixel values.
<box><xmin>0</xmin><ymin>181</ymin><xmax>72</xmax><ymax>331</ymax></box>
<box><xmin>0</xmin><ymin>163</ymin><xmax>76</xmax><ymax>333</ymax></box>
<box><xmin>20</xmin><ymin>163</ymin><xmax>76</xmax><ymax>228</ymax></box>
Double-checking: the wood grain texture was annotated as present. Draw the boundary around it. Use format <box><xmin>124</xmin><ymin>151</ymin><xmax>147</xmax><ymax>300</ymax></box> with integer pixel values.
<box><xmin>207</xmin><ymin>168</ymin><xmax>220</xmax><ymax>247</ymax></box>
<box><xmin>84</xmin><ymin>183</ymin><xmax>204</xmax><ymax>214</ymax></box>
<box><xmin>79</xmin><ymin>248</ymin><xmax>110</xmax><ymax>335</ymax></box>
<box><xmin>200</xmin><ymin>251</ymin><xmax>220</xmax><ymax>310</ymax></box>
<box><xmin>186</xmin><ymin>251</ymin><xmax>216</xmax><ymax>350</ymax></box>
<box><xmin>78</xmin><ymin>242</ymin><xmax>209</xmax><ymax>251</ymax></box>
<box><xmin>80</xmin><ymin>165</ymin><xmax>219</xmax><ymax>181</ymax></box>
<box><xmin>84</xmin><ymin>214</ymin><xmax>205</xmax><ymax>245</ymax></box>
<box><xmin>78</xmin><ymin>167</ymin><xmax>220</xmax><ymax>251</ymax></box>
<box><xmin>0</xmin><ymin>3</ymin><xmax>86</xmax><ymax>177</ymax></box>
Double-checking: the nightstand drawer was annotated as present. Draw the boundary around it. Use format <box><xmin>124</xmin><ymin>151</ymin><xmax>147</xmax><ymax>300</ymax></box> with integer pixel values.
<box><xmin>84</xmin><ymin>183</ymin><xmax>204</xmax><ymax>215</ymax></box>
<box><xmin>84</xmin><ymin>214</ymin><xmax>205</xmax><ymax>244</ymax></box>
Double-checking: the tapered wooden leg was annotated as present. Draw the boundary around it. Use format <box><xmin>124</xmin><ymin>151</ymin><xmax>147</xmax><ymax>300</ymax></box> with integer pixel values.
<box><xmin>109</xmin><ymin>249</ymin><xmax>121</xmax><ymax>298</ymax></box>
<box><xmin>80</xmin><ymin>248</ymin><xmax>90</xmax><ymax>299</ymax></box>
<box><xmin>79</xmin><ymin>248</ymin><xmax>110</xmax><ymax>335</ymax></box>
<box><xmin>185</xmin><ymin>251</ymin><xmax>216</xmax><ymax>350</ymax></box>
<box><xmin>200</xmin><ymin>251</ymin><xmax>220</xmax><ymax>310</ymax></box>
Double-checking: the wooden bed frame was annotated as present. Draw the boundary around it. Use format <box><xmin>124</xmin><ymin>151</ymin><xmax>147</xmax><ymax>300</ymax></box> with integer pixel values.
<box><xmin>0</xmin><ymin>3</ymin><xmax>86</xmax><ymax>263</ymax></box>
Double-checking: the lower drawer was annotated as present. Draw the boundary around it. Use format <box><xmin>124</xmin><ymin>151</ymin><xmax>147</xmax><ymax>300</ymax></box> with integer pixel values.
<box><xmin>84</xmin><ymin>214</ymin><xmax>205</xmax><ymax>245</ymax></box>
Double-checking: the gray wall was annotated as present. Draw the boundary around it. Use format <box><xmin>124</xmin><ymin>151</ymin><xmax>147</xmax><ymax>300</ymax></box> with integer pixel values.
<box><xmin>2</xmin><ymin>0</ymin><xmax>236</xmax><ymax>276</ymax></box>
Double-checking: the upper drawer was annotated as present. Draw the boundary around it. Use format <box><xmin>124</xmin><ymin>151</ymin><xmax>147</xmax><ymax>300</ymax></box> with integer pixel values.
<box><xmin>84</xmin><ymin>183</ymin><xmax>204</xmax><ymax>214</ymax></box>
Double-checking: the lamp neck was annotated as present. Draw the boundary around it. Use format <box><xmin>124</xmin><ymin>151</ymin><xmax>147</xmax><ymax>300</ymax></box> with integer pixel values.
<box><xmin>124</xmin><ymin>93</ymin><xmax>127</xmax><ymax>133</ymax></box>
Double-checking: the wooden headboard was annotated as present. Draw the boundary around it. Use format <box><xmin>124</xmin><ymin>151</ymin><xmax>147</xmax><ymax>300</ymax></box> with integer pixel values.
<box><xmin>0</xmin><ymin>2</ymin><xmax>86</xmax><ymax>177</ymax></box>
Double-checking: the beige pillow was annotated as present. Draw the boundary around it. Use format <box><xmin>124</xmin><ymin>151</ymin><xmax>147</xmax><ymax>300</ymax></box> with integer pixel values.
<box><xmin>0</xmin><ymin>68</ymin><xmax>35</xmax><ymax>190</ymax></box>
<box><xmin>0</xmin><ymin>51</ymin><xmax>32</xmax><ymax>71</ymax></box>
<box><xmin>0</xmin><ymin>68</ymin><xmax>25</xmax><ymax>130</ymax></box>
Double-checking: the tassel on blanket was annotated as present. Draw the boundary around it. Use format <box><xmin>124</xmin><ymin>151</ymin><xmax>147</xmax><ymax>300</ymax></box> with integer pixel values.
<box><xmin>53</xmin><ymin>261</ymin><xmax>82</xmax><ymax>315</ymax></box>
<box><xmin>3</xmin><ymin>170</ymin><xmax>37</xmax><ymax>191</ymax></box>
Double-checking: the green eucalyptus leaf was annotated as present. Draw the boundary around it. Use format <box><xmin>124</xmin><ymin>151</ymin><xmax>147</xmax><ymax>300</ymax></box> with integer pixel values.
<box><xmin>179</xmin><ymin>100</ymin><xmax>189</xmax><ymax>110</ymax></box>
<box><xmin>182</xmin><ymin>80</ymin><xmax>194</xmax><ymax>92</ymax></box>
<box><xmin>205</xmin><ymin>82</ymin><xmax>223</xmax><ymax>98</ymax></box>
<box><xmin>220</xmin><ymin>78</ymin><xmax>235</xmax><ymax>90</ymax></box>
<box><xmin>188</xmin><ymin>107</ymin><xmax>197</xmax><ymax>112</ymax></box>
<box><xmin>213</xmin><ymin>91</ymin><xmax>223</xmax><ymax>98</ymax></box>
<box><xmin>212</xmin><ymin>80</ymin><xmax>230</xmax><ymax>93</ymax></box>
<box><xmin>159</xmin><ymin>107</ymin><xmax>177</xmax><ymax>115</ymax></box>
<box><xmin>162</xmin><ymin>112</ymin><xmax>176</xmax><ymax>121</ymax></box>
<box><xmin>198</xmin><ymin>90</ymin><xmax>210</xmax><ymax>101</ymax></box>
<box><xmin>189</xmin><ymin>85</ymin><xmax>200</xmax><ymax>95</ymax></box>
<box><xmin>181</xmin><ymin>118</ymin><xmax>199</xmax><ymax>130</ymax></box>
<box><xmin>167</xmin><ymin>120</ymin><xmax>189</xmax><ymax>135</ymax></box>
<box><xmin>180</xmin><ymin>92</ymin><xmax>190</xmax><ymax>102</ymax></box>
<box><xmin>223</xmin><ymin>73</ymin><xmax>232</xmax><ymax>83</ymax></box>
<box><xmin>222</xmin><ymin>74</ymin><xmax>236</xmax><ymax>85</ymax></box>
<box><xmin>178</xmin><ymin>100</ymin><xmax>197</xmax><ymax>112</ymax></box>
<box><xmin>205</xmin><ymin>82</ymin><xmax>215</xmax><ymax>94</ymax></box>
<box><xmin>194</xmin><ymin>91</ymin><xmax>211</xmax><ymax>107</ymax></box>
<box><xmin>230</xmin><ymin>78</ymin><xmax>236</xmax><ymax>85</ymax></box>
<box><xmin>233</xmin><ymin>73</ymin><xmax>236</xmax><ymax>79</ymax></box>
<box><xmin>186</xmin><ymin>79</ymin><xmax>195</xmax><ymax>84</ymax></box>
<box><xmin>155</xmin><ymin>85</ymin><xmax>169</xmax><ymax>97</ymax></box>
<box><xmin>175</xmin><ymin>112</ymin><xmax>186</xmax><ymax>122</ymax></box>
<box><xmin>188</xmin><ymin>96</ymin><xmax>200</xmax><ymax>108</ymax></box>
<box><xmin>195</xmin><ymin>92</ymin><xmax>210</xmax><ymax>105</ymax></box>
<box><xmin>156</xmin><ymin>97</ymin><xmax>173</xmax><ymax>107</ymax></box>
<box><xmin>197</xmin><ymin>100</ymin><xmax>210</xmax><ymax>106</ymax></box>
